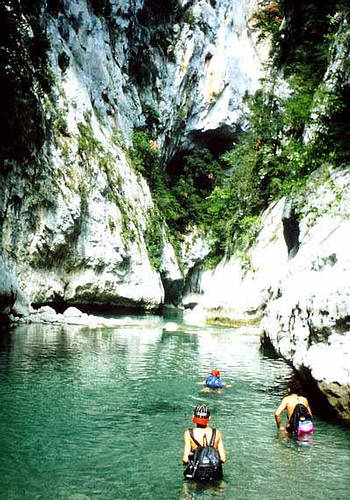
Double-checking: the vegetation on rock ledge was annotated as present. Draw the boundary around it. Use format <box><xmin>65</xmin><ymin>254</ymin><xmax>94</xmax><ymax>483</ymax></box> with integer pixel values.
<box><xmin>127</xmin><ymin>4</ymin><xmax>349</xmax><ymax>269</ymax></box>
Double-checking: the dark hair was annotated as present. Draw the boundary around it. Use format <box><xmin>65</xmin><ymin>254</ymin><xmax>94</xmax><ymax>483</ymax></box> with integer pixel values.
<box><xmin>288</xmin><ymin>379</ymin><xmax>302</xmax><ymax>395</ymax></box>
<box><xmin>193</xmin><ymin>404</ymin><xmax>210</xmax><ymax>418</ymax></box>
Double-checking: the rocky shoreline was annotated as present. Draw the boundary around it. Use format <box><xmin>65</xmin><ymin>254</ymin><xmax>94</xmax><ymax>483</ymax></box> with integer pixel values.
<box><xmin>6</xmin><ymin>305</ymin><xmax>139</xmax><ymax>329</ymax></box>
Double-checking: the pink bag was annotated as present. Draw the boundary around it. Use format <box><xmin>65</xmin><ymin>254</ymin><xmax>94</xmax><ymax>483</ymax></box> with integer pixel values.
<box><xmin>297</xmin><ymin>419</ymin><xmax>314</xmax><ymax>435</ymax></box>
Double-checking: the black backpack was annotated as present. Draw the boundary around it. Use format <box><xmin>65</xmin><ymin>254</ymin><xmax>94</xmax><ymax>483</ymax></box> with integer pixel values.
<box><xmin>184</xmin><ymin>428</ymin><xmax>223</xmax><ymax>481</ymax></box>
<box><xmin>288</xmin><ymin>403</ymin><xmax>312</xmax><ymax>437</ymax></box>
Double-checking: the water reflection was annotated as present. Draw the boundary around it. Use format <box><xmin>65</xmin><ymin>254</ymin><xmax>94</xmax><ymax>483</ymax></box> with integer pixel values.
<box><xmin>0</xmin><ymin>327</ymin><xmax>12</xmax><ymax>376</ymax></box>
<box><xmin>180</xmin><ymin>479</ymin><xmax>228</xmax><ymax>499</ymax></box>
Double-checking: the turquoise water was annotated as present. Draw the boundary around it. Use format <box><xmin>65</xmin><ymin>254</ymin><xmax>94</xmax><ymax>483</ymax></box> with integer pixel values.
<box><xmin>0</xmin><ymin>317</ymin><xmax>349</xmax><ymax>499</ymax></box>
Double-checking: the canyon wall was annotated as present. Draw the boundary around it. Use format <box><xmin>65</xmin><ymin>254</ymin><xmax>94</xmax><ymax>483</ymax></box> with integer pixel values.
<box><xmin>0</xmin><ymin>0</ymin><xmax>265</xmax><ymax>311</ymax></box>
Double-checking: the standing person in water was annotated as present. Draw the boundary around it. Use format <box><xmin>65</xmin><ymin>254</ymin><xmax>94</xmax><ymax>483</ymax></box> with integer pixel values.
<box><xmin>275</xmin><ymin>379</ymin><xmax>314</xmax><ymax>437</ymax></box>
<box><xmin>198</xmin><ymin>369</ymin><xmax>232</xmax><ymax>393</ymax></box>
<box><xmin>182</xmin><ymin>404</ymin><xmax>226</xmax><ymax>481</ymax></box>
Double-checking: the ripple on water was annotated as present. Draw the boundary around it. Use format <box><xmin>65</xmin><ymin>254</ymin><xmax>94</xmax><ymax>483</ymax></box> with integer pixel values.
<box><xmin>0</xmin><ymin>319</ymin><xmax>349</xmax><ymax>499</ymax></box>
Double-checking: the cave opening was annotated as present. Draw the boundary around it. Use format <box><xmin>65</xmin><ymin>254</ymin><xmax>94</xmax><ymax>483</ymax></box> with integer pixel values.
<box><xmin>165</xmin><ymin>124</ymin><xmax>238</xmax><ymax>180</ymax></box>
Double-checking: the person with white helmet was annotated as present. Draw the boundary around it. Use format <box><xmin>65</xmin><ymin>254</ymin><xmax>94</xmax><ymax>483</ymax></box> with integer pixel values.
<box><xmin>182</xmin><ymin>404</ymin><xmax>226</xmax><ymax>481</ymax></box>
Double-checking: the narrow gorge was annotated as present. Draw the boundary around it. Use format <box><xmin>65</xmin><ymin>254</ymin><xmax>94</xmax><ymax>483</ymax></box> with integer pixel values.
<box><xmin>1</xmin><ymin>0</ymin><xmax>349</xmax><ymax>425</ymax></box>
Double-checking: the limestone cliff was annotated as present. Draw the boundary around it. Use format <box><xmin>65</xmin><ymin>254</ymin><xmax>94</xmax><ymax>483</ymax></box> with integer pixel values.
<box><xmin>183</xmin><ymin>4</ymin><xmax>350</xmax><ymax>424</ymax></box>
<box><xmin>0</xmin><ymin>0</ymin><xmax>266</xmax><ymax>311</ymax></box>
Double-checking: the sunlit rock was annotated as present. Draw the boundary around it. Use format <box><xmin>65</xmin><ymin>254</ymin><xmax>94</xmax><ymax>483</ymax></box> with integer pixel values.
<box><xmin>9</xmin><ymin>304</ymin><xmax>137</xmax><ymax>328</ymax></box>
<box><xmin>0</xmin><ymin>256</ymin><xmax>30</xmax><ymax>317</ymax></box>
<box><xmin>160</xmin><ymin>234</ymin><xmax>184</xmax><ymax>307</ymax></box>
<box><xmin>163</xmin><ymin>321</ymin><xmax>179</xmax><ymax>332</ymax></box>
<box><xmin>304</xmin><ymin>12</ymin><xmax>350</xmax><ymax>144</ymax></box>
<box><xmin>63</xmin><ymin>306</ymin><xmax>83</xmax><ymax>317</ymax></box>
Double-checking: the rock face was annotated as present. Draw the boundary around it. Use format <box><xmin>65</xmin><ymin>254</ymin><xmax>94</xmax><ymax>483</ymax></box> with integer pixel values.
<box><xmin>8</xmin><ymin>305</ymin><xmax>152</xmax><ymax>329</ymax></box>
<box><xmin>0</xmin><ymin>256</ymin><xmax>17</xmax><ymax>315</ymax></box>
<box><xmin>185</xmin><ymin>165</ymin><xmax>350</xmax><ymax>424</ymax></box>
<box><xmin>182</xmin><ymin>6</ymin><xmax>350</xmax><ymax>423</ymax></box>
<box><xmin>0</xmin><ymin>256</ymin><xmax>30</xmax><ymax>317</ymax></box>
<box><xmin>261</xmin><ymin>167</ymin><xmax>350</xmax><ymax>424</ymax></box>
<box><xmin>0</xmin><ymin>0</ymin><xmax>266</xmax><ymax>312</ymax></box>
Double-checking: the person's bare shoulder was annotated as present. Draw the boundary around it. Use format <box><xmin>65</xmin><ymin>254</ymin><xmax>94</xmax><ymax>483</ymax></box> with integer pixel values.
<box><xmin>280</xmin><ymin>395</ymin><xmax>290</xmax><ymax>406</ymax></box>
<box><xmin>300</xmin><ymin>396</ymin><xmax>312</xmax><ymax>408</ymax></box>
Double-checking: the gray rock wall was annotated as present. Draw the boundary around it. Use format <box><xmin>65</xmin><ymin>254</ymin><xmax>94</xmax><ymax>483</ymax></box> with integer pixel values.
<box><xmin>0</xmin><ymin>0</ymin><xmax>266</xmax><ymax>312</ymax></box>
<box><xmin>0</xmin><ymin>256</ymin><xmax>30</xmax><ymax>316</ymax></box>
<box><xmin>0</xmin><ymin>256</ymin><xmax>17</xmax><ymax>314</ymax></box>
<box><xmin>182</xmin><ymin>6</ymin><xmax>350</xmax><ymax>423</ymax></box>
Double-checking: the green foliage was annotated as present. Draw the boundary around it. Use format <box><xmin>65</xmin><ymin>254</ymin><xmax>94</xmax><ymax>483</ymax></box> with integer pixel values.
<box><xmin>282</xmin><ymin>73</ymin><xmax>318</xmax><ymax>134</ymax></box>
<box><xmin>183</xmin><ymin>12</ymin><xmax>196</xmax><ymax>27</ymax></box>
<box><xmin>121</xmin><ymin>5</ymin><xmax>349</xmax><ymax>273</ymax></box>
<box><xmin>143</xmin><ymin>104</ymin><xmax>160</xmax><ymax>129</ymax></box>
<box><xmin>144</xmin><ymin>211</ymin><xmax>164</xmax><ymax>271</ymax></box>
<box><xmin>53</xmin><ymin>114</ymin><xmax>68</xmax><ymax>136</ymax></box>
<box><xmin>208</xmin><ymin>87</ymin><xmax>332</xmax><ymax>235</ymax></box>
<box><xmin>129</xmin><ymin>130</ymin><xmax>157</xmax><ymax>177</ymax></box>
<box><xmin>129</xmin><ymin>130</ymin><xmax>181</xmax><ymax>224</ymax></box>
<box><xmin>250</xmin><ymin>2</ymin><xmax>282</xmax><ymax>41</ymax></box>
<box><xmin>205</xmin><ymin>142</ymin><xmax>263</xmax><ymax>264</ymax></box>
<box><xmin>169</xmin><ymin>148</ymin><xmax>224</xmax><ymax>231</ymax></box>
<box><xmin>206</xmin><ymin>10</ymin><xmax>349</xmax><ymax>264</ymax></box>
<box><xmin>111</xmin><ymin>127</ymin><xmax>127</xmax><ymax>151</ymax></box>
<box><xmin>77</xmin><ymin>122</ymin><xmax>101</xmax><ymax>157</ymax></box>
<box><xmin>128</xmin><ymin>130</ymin><xmax>227</xmax><ymax>269</ymax></box>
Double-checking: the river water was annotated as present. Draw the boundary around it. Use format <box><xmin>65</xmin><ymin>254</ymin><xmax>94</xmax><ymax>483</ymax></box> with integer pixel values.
<box><xmin>0</xmin><ymin>316</ymin><xmax>349</xmax><ymax>499</ymax></box>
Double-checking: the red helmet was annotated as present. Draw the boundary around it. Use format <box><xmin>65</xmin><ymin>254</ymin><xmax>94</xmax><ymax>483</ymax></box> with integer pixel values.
<box><xmin>211</xmin><ymin>369</ymin><xmax>220</xmax><ymax>378</ymax></box>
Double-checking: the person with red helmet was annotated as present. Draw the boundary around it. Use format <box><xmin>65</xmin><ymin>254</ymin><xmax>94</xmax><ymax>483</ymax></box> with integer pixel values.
<box><xmin>197</xmin><ymin>369</ymin><xmax>232</xmax><ymax>393</ymax></box>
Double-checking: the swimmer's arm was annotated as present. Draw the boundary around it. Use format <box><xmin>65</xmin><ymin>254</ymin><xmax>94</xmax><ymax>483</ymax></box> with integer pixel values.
<box><xmin>222</xmin><ymin>382</ymin><xmax>232</xmax><ymax>387</ymax></box>
<box><xmin>275</xmin><ymin>398</ymin><xmax>287</xmax><ymax>429</ymax></box>
<box><xmin>182</xmin><ymin>430</ymin><xmax>191</xmax><ymax>464</ymax></box>
<box><xmin>217</xmin><ymin>430</ymin><xmax>227</xmax><ymax>463</ymax></box>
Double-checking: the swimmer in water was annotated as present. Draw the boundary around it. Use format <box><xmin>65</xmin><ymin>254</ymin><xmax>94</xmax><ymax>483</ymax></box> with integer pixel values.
<box><xmin>197</xmin><ymin>369</ymin><xmax>232</xmax><ymax>393</ymax></box>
